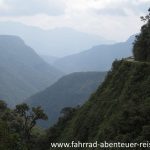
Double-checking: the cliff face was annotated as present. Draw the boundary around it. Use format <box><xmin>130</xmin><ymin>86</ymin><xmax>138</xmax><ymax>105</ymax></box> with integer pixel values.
<box><xmin>48</xmin><ymin>60</ymin><xmax>150</xmax><ymax>149</ymax></box>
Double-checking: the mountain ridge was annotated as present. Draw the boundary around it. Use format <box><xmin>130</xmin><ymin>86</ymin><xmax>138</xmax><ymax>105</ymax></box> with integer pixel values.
<box><xmin>0</xmin><ymin>35</ymin><xmax>63</xmax><ymax>105</ymax></box>
<box><xmin>26</xmin><ymin>71</ymin><xmax>107</xmax><ymax>127</ymax></box>
<box><xmin>53</xmin><ymin>35</ymin><xmax>135</xmax><ymax>73</ymax></box>
<box><xmin>0</xmin><ymin>21</ymin><xmax>113</xmax><ymax>57</ymax></box>
<box><xmin>46</xmin><ymin>60</ymin><xmax>150</xmax><ymax>150</ymax></box>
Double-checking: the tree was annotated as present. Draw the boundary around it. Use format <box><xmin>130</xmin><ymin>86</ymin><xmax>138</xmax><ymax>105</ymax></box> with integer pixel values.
<box><xmin>133</xmin><ymin>8</ymin><xmax>150</xmax><ymax>62</ymax></box>
<box><xmin>14</xmin><ymin>103</ymin><xmax>48</xmax><ymax>149</ymax></box>
<box><xmin>0</xmin><ymin>100</ymin><xmax>7</xmax><ymax>112</ymax></box>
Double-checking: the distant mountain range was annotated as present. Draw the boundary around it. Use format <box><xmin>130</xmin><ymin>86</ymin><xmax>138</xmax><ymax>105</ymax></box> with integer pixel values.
<box><xmin>53</xmin><ymin>35</ymin><xmax>135</xmax><ymax>73</ymax></box>
<box><xmin>0</xmin><ymin>35</ymin><xmax>63</xmax><ymax>106</ymax></box>
<box><xmin>0</xmin><ymin>21</ymin><xmax>112</xmax><ymax>57</ymax></box>
<box><xmin>26</xmin><ymin>72</ymin><xmax>107</xmax><ymax>127</ymax></box>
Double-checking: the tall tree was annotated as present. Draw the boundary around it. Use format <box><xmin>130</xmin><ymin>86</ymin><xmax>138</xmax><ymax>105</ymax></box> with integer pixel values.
<box><xmin>14</xmin><ymin>103</ymin><xmax>48</xmax><ymax>149</ymax></box>
<box><xmin>133</xmin><ymin>8</ymin><xmax>150</xmax><ymax>62</ymax></box>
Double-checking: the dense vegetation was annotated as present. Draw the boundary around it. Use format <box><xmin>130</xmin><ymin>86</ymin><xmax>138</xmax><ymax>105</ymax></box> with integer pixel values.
<box><xmin>46</xmin><ymin>11</ymin><xmax>150</xmax><ymax>145</ymax></box>
<box><xmin>0</xmin><ymin>100</ymin><xmax>48</xmax><ymax>150</ymax></box>
<box><xmin>26</xmin><ymin>72</ymin><xmax>106</xmax><ymax>127</ymax></box>
<box><xmin>133</xmin><ymin>9</ymin><xmax>150</xmax><ymax>62</ymax></box>
<box><xmin>1</xmin><ymin>60</ymin><xmax>150</xmax><ymax>150</ymax></box>
<box><xmin>47</xmin><ymin>60</ymin><xmax>150</xmax><ymax>149</ymax></box>
<box><xmin>1</xmin><ymin>8</ymin><xmax>150</xmax><ymax>150</ymax></box>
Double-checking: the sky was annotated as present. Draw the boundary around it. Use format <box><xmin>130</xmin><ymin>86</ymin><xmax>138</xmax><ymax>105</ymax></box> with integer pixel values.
<box><xmin>0</xmin><ymin>0</ymin><xmax>149</xmax><ymax>41</ymax></box>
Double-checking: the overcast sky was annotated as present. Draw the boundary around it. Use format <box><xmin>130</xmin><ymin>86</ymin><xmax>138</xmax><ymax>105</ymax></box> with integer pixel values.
<box><xmin>0</xmin><ymin>0</ymin><xmax>149</xmax><ymax>41</ymax></box>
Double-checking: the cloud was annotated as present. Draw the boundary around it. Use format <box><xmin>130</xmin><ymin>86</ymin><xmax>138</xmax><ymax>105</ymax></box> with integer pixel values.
<box><xmin>0</xmin><ymin>0</ymin><xmax>10</xmax><ymax>11</ymax></box>
<box><xmin>88</xmin><ymin>0</ymin><xmax>150</xmax><ymax>16</ymax></box>
<box><xmin>0</xmin><ymin>0</ymin><xmax>150</xmax><ymax>41</ymax></box>
<box><xmin>0</xmin><ymin>0</ymin><xmax>66</xmax><ymax>16</ymax></box>
<box><xmin>92</xmin><ymin>8</ymin><xmax>127</xmax><ymax>16</ymax></box>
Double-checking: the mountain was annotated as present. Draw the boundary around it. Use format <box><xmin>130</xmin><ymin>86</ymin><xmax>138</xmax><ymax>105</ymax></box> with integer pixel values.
<box><xmin>54</xmin><ymin>35</ymin><xmax>135</xmax><ymax>73</ymax></box>
<box><xmin>41</xmin><ymin>55</ymin><xmax>59</xmax><ymax>64</ymax></box>
<box><xmin>0</xmin><ymin>35</ymin><xmax>63</xmax><ymax>106</ymax></box>
<box><xmin>47</xmin><ymin>60</ymin><xmax>150</xmax><ymax>149</ymax></box>
<box><xmin>0</xmin><ymin>21</ymin><xmax>112</xmax><ymax>57</ymax></box>
<box><xmin>26</xmin><ymin>72</ymin><xmax>107</xmax><ymax>127</ymax></box>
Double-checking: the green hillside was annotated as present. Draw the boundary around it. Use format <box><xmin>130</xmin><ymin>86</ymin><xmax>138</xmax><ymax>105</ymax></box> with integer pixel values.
<box><xmin>1</xmin><ymin>60</ymin><xmax>150</xmax><ymax>150</ymax></box>
<box><xmin>26</xmin><ymin>72</ymin><xmax>106</xmax><ymax>127</ymax></box>
<box><xmin>0</xmin><ymin>35</ymin><xmax>63</xmax><ymax>106</ymax></box>
<box><xmin>47</xmin><ymin>60</ymin><xmax>150</xmax><ymax>149</ymax></box>
<box><xmin>46</xmin><ymin>11</ymin><xmax>150</xmax><ymax>149</ymax></box>
<box><xmin>1</xmin><ymin>8</ymin><xmax>150</xmax><ymax>150</ymax></box>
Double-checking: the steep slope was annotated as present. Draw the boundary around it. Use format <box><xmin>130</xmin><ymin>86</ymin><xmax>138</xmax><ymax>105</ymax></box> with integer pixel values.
<box><xmin>48</xmin><ymin>60</ymin><xmax>150</xmax><ymax>149</ymax></box>
<box><xmin>0</xmin><ymin>22</ymin><xmax>112</xmax><ymax>57</ymax></box>
<box><xmin>41</xmin><ymin>55</ymin><xmax>59</xmax><ymax>64</ymax></box>
<box><xmin>54</xmin><ymin>36</ymin><xmax>134</xmax><ymax>73</ymax></box>
<box><xmin>26</xmin><ymin>72</ymin><xmax>106</xmax><ymax>127</ymax></box>
<box><xmin>0</xmin><ymin>35</ymin><xmax>63</xmax><ymax>105</ymax></box>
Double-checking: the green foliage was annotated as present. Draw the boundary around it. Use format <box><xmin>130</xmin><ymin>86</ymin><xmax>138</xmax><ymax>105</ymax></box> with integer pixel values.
<box><xmin>1</xmin><ymin>61</ymin><xmax>150</xmax><ymax>150</ymax></box>
<box><xmin>27</xmin><ymin>72</ymin><xmax>106</xmax><ymax>127</ymax></box>
<box><xmin>0</xmin><ymin>100</ymin><xmax>7</xmax><ymax>111</ymax></box>
<box><xmin>47</xmin><ymin>106</ymin><xmax>79</xmax><ymax>144</ymax></box>
<box><xmin>47</xmin><ymin>60</ymin><xmax>150</xmax><ymax>150</ymax></box>
<box><xmin>133</xmin><ymin>8</ymin><xmax>150</xmax><ymax>62</ymax></box>
<box><xmin>0</xmin><ymin>101</ymin><xmax>48</xmax><ymax>150</ymax></box>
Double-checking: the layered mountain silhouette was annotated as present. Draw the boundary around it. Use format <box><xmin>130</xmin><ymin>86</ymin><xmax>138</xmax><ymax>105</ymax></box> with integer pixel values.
<box><xmin>54</xmin><ymin>35</ymin><xmax>135</xmax><ymax>73</ymax></box>
<box><xmin>26</xmin><ymin>72</ymin><xmax>106</xmax><ymax>127</ymax></box>
<box><xmin>41</xmin><ymin>55</ymin><xmax>59</xmax><ymax>64</ymax></box>
<box><xmin>0</xmin><ymin>21</ymin><xmax>112</xmax><ymax>57</ymax></box>
<box><xmin>0</xmin><ymin>35</ymin><xmax>63</xmax><ymax>106</ymax></box>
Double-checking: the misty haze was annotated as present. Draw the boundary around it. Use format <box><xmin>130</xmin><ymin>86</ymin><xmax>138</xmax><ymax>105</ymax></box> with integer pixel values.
<box><xmin>0</xmin><ymin>1</ymin><xmax>150</xmax><ymax>150</ymax></box>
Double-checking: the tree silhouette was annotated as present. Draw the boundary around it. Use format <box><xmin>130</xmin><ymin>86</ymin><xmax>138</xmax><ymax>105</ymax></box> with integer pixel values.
<box><xmin>15</xmin><ymin>103</ymin><xmax>48</xmax><ymax>149</ymax></box>
<box><xmin>133</xmin><ymin>8</ymin><xmax>150</xmax><ymax>62</ymax></box>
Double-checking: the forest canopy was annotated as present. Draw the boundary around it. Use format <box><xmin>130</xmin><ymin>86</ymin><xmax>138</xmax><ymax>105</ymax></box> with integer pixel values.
<box><xmin>133</xmin><ymin>8</ymin><xmax>150</xmax><ymax>62</ymax></box>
